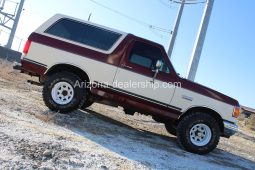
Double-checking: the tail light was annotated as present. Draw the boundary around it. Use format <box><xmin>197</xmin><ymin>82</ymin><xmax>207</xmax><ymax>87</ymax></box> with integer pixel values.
<box><xmin>23</xmin><ymin>40</ymin><xmax>31</xmax><ymax>54</ymax></box>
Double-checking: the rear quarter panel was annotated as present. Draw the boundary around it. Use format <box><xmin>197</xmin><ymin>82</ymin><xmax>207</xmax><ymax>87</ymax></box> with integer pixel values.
<box><xmin>25</xmin><ymin>42</ymin><xmax>118</xmax><ymax>85</ymax></box>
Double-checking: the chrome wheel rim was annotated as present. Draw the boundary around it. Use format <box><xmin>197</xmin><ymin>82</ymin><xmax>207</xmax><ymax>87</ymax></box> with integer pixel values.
<box><xmin>51</xmin><ymin>82</ymin><xmax>74</xmax><ymax>105</ymax></box>
<box><xmin>190</xmin><ymin>123</ymin><xmax>212</xmax><ymax>146</ymax></box>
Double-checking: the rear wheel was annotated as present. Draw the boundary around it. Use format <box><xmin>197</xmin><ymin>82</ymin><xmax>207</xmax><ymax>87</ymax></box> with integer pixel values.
<box><xmin>43</xmin><ymin>72</ymin><xmax>86</xmax><ymax>113</ymax></box>
<box><xmin>177</xmin><ymin>112</ymin><xmax>220</xmax><ymax>154</ymax></box>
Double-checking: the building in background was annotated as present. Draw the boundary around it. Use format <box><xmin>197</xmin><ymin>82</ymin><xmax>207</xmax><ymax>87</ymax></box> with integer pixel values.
<box><xmin>241</xmin><ymin>106</ymin><xmax>255</xmax><ymax>118</ymax></box>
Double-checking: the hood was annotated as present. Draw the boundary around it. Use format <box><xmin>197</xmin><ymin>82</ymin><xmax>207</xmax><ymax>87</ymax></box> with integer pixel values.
<box><xmin>179</xmin><ymin>78</ymin><xmax>239</xmax><ymax>107</ymax></box>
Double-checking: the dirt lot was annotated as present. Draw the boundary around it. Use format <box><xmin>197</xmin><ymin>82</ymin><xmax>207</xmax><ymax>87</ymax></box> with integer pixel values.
<box><xmin>0</xmin><ymin>59</ymin><xmax>255</xmax><ymax>169</ymax></box>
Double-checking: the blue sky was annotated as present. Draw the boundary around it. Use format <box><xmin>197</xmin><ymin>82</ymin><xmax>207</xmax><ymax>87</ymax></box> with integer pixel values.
<box><xmin>1</xmin><ymin>0</ymin><xmax>254</xmax><ymax>108</ymax></box>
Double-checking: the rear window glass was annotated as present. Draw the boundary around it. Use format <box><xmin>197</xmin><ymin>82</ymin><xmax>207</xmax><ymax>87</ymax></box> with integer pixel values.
<box><xmin>45</xmin><ymin>18</ymin><xmax>121</xmax><ymax>51</ymax></box>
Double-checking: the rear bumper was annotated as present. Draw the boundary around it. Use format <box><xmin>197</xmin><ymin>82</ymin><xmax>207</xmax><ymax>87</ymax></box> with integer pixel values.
<box><xmin>16</xmin><ymin>59</ymin><xmax>47</xmax><ymax>76</ymax></box>
<box><xmin>223</xmin><ymin>121</ymin><xmax>238</xmax><ymax>137</ymax></box>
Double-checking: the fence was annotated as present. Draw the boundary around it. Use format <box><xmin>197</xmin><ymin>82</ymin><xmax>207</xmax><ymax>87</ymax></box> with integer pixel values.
<box><xmin>0</xmin><ymin>45</ymin><xmax>22</xmax><ymax>62</ymax></box>
<box><xmin>0</xmin><ymin>29</ymin><xmax>26</xmax><ymax>52</ymax></box>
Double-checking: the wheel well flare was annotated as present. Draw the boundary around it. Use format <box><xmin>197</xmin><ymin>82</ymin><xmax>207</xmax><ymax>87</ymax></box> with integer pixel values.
<box><xmin>46</xmin><ymin>64</ymin><xmax>90</xmax><ymax>83</ymax></box>
<box><xmin>179</xmin><ymin>107</ymin><xmax>224</xmax><ymax>133</ymax></box>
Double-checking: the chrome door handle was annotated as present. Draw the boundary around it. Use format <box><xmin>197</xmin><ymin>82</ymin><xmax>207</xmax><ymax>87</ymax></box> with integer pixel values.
<box><xmin>122</xmin><ymin>64</ymin><xmax>133</xmax><ymax>69</ymax></box>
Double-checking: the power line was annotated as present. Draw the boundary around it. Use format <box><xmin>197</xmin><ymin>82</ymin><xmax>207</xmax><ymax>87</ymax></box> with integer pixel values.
<box><xmin>0</xmin><ymin>28</ymin><xmax>23</xmax><ymax>40</ymax></box>
<box><xmin>160</xmin><ymin>0</ymin><xmax>176</xmax><ymax>9</ymax></box>
<box><xmin>169</xmin><ymin>0</ymin><xmax>206</xmax><ymax>5</ymax></box>
<box><xmin>150</xmin><ymin>28</ymin><xmax>169</xmax><ymax>40</ymax></box>
<box><xmin>88</xmin><ymin>0</ymin><xmax>172</xmax><ymax>34</ymax></box>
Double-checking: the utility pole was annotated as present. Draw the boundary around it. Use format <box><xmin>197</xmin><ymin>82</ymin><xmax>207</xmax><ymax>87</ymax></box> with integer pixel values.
<box><xmin>0</xmin><ymin>0</ymin><xmax>6</xmax><ymax>10</ymax></box>
<box><xmin>186</xmin><ymin>0</ymin><xmax>214</xmax><ymax>81</ymax></box>
<box><xmin>6</xmin><ymin>0</ymin><xmax>25</xmax><ymax>49</ymax></box>
<box><xmin>167</xmin><ymin>0</ymin><xmax>185</xmax><ymax>60</ymax></box>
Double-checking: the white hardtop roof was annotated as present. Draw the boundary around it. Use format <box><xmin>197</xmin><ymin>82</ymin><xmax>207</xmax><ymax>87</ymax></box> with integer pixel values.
<box><xmin>48</xmin><ymin>14</ymin><xmax>128</xmax><ymax>36</ymax></box>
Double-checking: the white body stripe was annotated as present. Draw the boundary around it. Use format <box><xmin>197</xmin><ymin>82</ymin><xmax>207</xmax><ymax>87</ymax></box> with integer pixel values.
<box><xmin>27</xmin><ymin>42</ymin><xmax>117</xmax><ymax>85</ymax></box>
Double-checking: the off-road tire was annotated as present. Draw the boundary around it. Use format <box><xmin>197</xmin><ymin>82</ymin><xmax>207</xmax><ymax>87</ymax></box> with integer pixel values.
<box><xmin>177</xmin><ymin>112</ymin><xmax>220</xmax><ymax>154</ymax></box>
<box><xmin>81</xmin><ymin>92</ymin><xmax>94</xmax><ymax>109</ymax></box>
<box><xmin>43</xmin><ymin>71</ymin><xmax>86</xmax><ymax>113</ymax></box>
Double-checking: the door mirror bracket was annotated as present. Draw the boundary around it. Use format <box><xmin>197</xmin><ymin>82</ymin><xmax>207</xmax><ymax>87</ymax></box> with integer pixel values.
<box><xmin>151</xmin><ymin>60</ymin><xmax>162</xmax><ymax>83</ymax></box>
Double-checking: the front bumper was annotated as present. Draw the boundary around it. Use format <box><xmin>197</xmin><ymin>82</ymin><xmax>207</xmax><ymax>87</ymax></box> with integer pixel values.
<box><xmin>223</xmin><ymin>121</ymin><xmax>238</xmax><ymax>137</ymax></box>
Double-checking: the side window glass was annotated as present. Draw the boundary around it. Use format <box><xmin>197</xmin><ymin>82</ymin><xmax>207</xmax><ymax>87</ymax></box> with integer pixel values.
<box><xmin>45</xmin><ymin>19</ymin><xmax>121</xmax><ymax>51</ymax></box>
<box><xmin>128</xmin><ymin>41</ymin><xmax>170</xmax><ymax>74</ymax></box>
<box><xmin>129</xmin><ymin>54</ymin><xmax>152</xmax><ymax>68</ymax></box>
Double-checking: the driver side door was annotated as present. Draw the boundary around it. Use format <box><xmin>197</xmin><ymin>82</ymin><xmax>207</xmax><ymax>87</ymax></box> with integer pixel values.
<box><xmin>113</xmin><ymin>40</ymin><xmax>175</xmax><ymax>105</ymax></box>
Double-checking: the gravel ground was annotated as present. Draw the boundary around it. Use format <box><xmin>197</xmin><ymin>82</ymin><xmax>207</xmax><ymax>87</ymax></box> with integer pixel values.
<box><xmin>0</xmin><ymin>59</ymin><xmax>255</xmax><ymax>170</ymax></box>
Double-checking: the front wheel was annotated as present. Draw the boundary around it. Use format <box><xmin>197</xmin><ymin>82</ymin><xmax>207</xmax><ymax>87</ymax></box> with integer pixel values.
<box><xmin>81</xmin><ymin>92</ymin><xmax>94</xmax><ymax>109</ymax></box>
<box><xmin>177</xmin><ymin>112</ymin><xmax>220</xmax><ymax>154</ymax></box>
<box><xmin>43</xmin><ymin>72</ymin><xmax>86</xmax><ymax>113</ymax></box>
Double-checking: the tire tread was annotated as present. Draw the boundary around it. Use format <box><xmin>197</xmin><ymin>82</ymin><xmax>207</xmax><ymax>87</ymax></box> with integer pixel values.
<box><xmin>177</xmin><ymin>112</ymin><xmax>220</xmax><ymax>154</ymax></box>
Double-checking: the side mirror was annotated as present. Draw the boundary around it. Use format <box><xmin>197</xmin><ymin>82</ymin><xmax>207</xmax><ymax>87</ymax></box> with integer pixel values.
<box><xmin>155</xmin><ymin>60</ymin><xmax>162</xmax><ymax>70</ymax></box>
<box><xmin>151</xmin><ymin>60</ymin><xmax>162</xmax><ymax>83</ymax></box>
